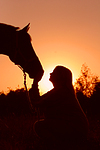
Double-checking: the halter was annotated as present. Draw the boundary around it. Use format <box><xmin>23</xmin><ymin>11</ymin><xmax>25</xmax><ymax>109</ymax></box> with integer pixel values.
<box><xmin>14</xmin><ymin>31</ymin><xmax>37</xmax><ymax>72</ymax></box>
<box><xmin>15</xmin><ymin>31</ymin><xmax>41</xmax><ymax>118</ymax></box>
<box><xmin>14</xmin><ymin>31</ymin><xmax>25</xmax><ymax>66</ymax></box>
<box><xmin>15</xmin><ymin>31</ymin><xmax>34</xmax><ymax>113</ymax></box>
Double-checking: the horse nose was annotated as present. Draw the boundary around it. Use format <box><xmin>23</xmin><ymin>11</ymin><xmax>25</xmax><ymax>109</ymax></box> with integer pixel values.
<box><xmin>49</xmin><ymin>72</ymin><xmax>53</xmax><ymax>79</ymax></box>
<box><xmin>29</xmin><ymin>68</ymin><xmax>44</xmax><ymax>81</ymax></box>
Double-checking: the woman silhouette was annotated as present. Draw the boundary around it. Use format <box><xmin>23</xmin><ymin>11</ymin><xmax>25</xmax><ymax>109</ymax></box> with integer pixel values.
<box><xmin>33</xmin><ymin>66</ymin><xmax>89</xmax><ymax>149</ymax></box>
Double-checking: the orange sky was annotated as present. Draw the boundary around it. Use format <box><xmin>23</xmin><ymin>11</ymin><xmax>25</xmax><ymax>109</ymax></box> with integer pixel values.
<box><xmin>0</xmin><ymin>0</ymin><xmax>100</xmax><ymax>94</ymax></box>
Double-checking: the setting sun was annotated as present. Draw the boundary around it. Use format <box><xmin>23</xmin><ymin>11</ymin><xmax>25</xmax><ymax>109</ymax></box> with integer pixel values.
<box><xmin>39</xmin><ymin>68</ymin><xmax>54</xmax><ymax>95</ymax></box>
<box><xmin>26</xmin><ymin>66</ymin><xmax>76</xmax><ymax>95</ymax></box>
<box><xmin>25</xmin><ymin>67</ymin><xmax>54</xmax><ymax>95</ymax></box>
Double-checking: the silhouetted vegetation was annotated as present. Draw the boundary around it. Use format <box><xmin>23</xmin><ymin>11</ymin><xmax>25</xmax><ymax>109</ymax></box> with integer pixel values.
<box><xmin>74</xmin><ymin>64</ymin><xmax>100</xmax><ymax>149</ymax></box>
<box><xmin>74</xmin><ymin>64</ymin><xmax>99</xmax><ymax>97</ymax></box>
<box><xmin>0</xmin><ymin>64</ymin><xmax>100</xmax><ymax>149</ymax></box>
<box><xmin>74</xmin><ymin>64</ymin><xmax>100</xmax><ymax>116</ymax></box>
<box><xmin>0</xmin><ymin>88</ymin><xmax>32</xmax><ymax>117</ymax></box>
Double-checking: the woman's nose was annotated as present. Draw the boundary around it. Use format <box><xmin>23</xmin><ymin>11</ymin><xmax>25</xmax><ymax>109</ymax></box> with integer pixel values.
<box><xmin>50</xmin><ymin>72</ymin><xmax>54</xmax><ymax>77</ymax></box>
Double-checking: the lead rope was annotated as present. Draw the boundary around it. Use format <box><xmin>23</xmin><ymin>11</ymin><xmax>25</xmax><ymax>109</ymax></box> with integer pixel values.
<box><xmin>24</xmin><ymin>72</ymin><xmax>40</xmax><ymax>120</ymax></box>
<box><xmin>23</xmin><ymin>71</ymin><xmax>40</xmax><ymax>120</ymax></box>
<box><xmin>23</xmin><ymin>71</ymin><xmax>34</xmax><ymax>113</ymax></box>
<box><xmin>18</xmin><ymin>65</ymin><xmax>40</xmax><ymax>119</ymax></box>
<box><xmin>18</xmin><ymin>65</ymin><xmax>34</xmax><ymax>113</ymax></box>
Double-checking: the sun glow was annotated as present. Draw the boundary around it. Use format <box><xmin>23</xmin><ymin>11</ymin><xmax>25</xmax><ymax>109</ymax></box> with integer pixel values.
<box><xmin>25</xmin><ymin>69</ymin><xmax>53</xmax><ymax>95</ymax></box>
<box><xmin>39</xmin><ymin>69</ymin><xmax>54</xmax><ymax>95</ymax></box>
<box><xmin>38</xmin><ymin>67</ymin><xmax>77</xmax><ymax>95</ymax></box>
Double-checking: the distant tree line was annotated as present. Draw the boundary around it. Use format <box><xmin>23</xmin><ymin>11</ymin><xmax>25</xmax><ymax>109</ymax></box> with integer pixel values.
<box><xmin>0</xmin><ymin>64</ymin><xmax>100</xmax><ymax>117</ymax></box>
<box><xmin>0</xmin><ymin>88</ymin><xmax>31</xmax><ymax>116</ymax></box>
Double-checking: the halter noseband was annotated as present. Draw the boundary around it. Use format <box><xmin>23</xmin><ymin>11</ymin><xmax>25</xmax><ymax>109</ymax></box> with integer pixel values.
<box><xmin>14</xmin><ymin>31</ymin><xmax>27</xmax><ymax>71</ymax></box>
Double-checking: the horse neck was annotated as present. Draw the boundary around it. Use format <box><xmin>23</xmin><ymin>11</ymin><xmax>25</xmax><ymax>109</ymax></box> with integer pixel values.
<box><xmin>0</xmin><ymin>29</ymin><xmax>16</xmax><ymax>57</ymax></box>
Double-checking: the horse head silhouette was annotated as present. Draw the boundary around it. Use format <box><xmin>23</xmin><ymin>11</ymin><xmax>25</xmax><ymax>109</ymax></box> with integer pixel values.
<box><xmin>0</xmin><ymin>23</ymin><xmax>44</xmax><ymax>81</ymax></box>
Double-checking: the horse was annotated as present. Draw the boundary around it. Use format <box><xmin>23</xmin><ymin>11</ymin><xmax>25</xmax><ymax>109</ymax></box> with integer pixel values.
<box><xmin>0</xmin><ymin>23</ymin><xmax>44</xmax><ymax>82</ymax></box>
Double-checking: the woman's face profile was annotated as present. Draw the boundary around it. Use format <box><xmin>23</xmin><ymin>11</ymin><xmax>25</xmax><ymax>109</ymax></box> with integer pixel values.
<box><xmin>49</xmin><ymin>70</ymin><xmax>56</xmax><ymax>83</ymax></box>
<box><xmin>49</xmin><ymin>67</ymin><xmax>60</xmax><ymax>86</ymax></box>
<box><xmin>49</xmin><ymin>66</ymin><xmax>72</xmax><ymax>88</ymax></box>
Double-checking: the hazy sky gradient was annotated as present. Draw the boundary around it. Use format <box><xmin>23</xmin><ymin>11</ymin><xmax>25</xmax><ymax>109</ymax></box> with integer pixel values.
<box><xmin>0</xmin><ymin>0</ymin><xmax>100</xmax><ymax>94</ymax></box>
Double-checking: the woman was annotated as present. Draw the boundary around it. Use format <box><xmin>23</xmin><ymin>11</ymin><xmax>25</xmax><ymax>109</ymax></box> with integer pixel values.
<box><xmin>32</xmin><ymin>66</ymin><xmax>89</xmax><ymax>148</ymax></box>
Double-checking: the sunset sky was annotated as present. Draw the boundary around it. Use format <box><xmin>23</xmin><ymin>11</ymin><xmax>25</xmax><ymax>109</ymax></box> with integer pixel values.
<box><xmin>0</xmin><ymin>0</ymin><xmax>100</xmax><ymax>94</ymax></box>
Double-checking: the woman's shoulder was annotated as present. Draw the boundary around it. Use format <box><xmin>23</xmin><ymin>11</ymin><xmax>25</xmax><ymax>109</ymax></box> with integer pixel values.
<box><xmin>41</xmin><ymin>88</ymin><xmax>55</xmax><ymax>97</ymax></box>
<box><xmin>41</xmin><ymin>86</ymin><xmax>74</xmax><ymax>101</ymax></box>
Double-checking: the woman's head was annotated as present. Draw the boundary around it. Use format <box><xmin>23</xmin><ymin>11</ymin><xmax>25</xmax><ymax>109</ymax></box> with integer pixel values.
<box><xmin>49</xmin><ymin>66</ymin><xmax>73</xmax><ymax>88</ymax></box>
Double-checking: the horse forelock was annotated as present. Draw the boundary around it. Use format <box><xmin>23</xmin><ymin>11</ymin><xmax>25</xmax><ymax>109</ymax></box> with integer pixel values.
<box><xmin>25</xmin><ymin>32</ymin><xmax>32</xmax><ymax>42</ymax></box>
<box><xmin>18</xmin><ymin>29</ymin><xmax>32</xmax><ymax>42</ymax></box>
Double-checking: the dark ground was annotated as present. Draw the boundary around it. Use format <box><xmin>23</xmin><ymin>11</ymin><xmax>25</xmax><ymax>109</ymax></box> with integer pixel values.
<box><xmin>0</xmin><ymin>88</ymin><xmax>100</xmax><ymax>149</ymax></box>
<box><xmin>0</xmin><ymin>113</ymin><xmax>100</xmax><ymax>150</ymax></box>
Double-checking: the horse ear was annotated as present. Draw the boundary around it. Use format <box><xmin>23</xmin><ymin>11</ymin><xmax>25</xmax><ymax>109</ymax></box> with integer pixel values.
<box><xmin>22</xmin><ymin>23</ymin><xmax>30</xmax><ymax>32</ymax></box>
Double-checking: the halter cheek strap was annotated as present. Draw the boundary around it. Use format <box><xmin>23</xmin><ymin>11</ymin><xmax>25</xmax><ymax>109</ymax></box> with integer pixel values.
<box><xmin>15</xmin><ymin>31</ymin><xmax>34</xmax><ymax>113</ymax></box>
<box><xmin>15</xmin><ymin>31</ymin><xmax>38</xmax><ymax>72</ymax></box>
<box><xmin>14</xmin><ymin>31</ymin><xmax>27</xmax><ymax>67</ymax></box>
